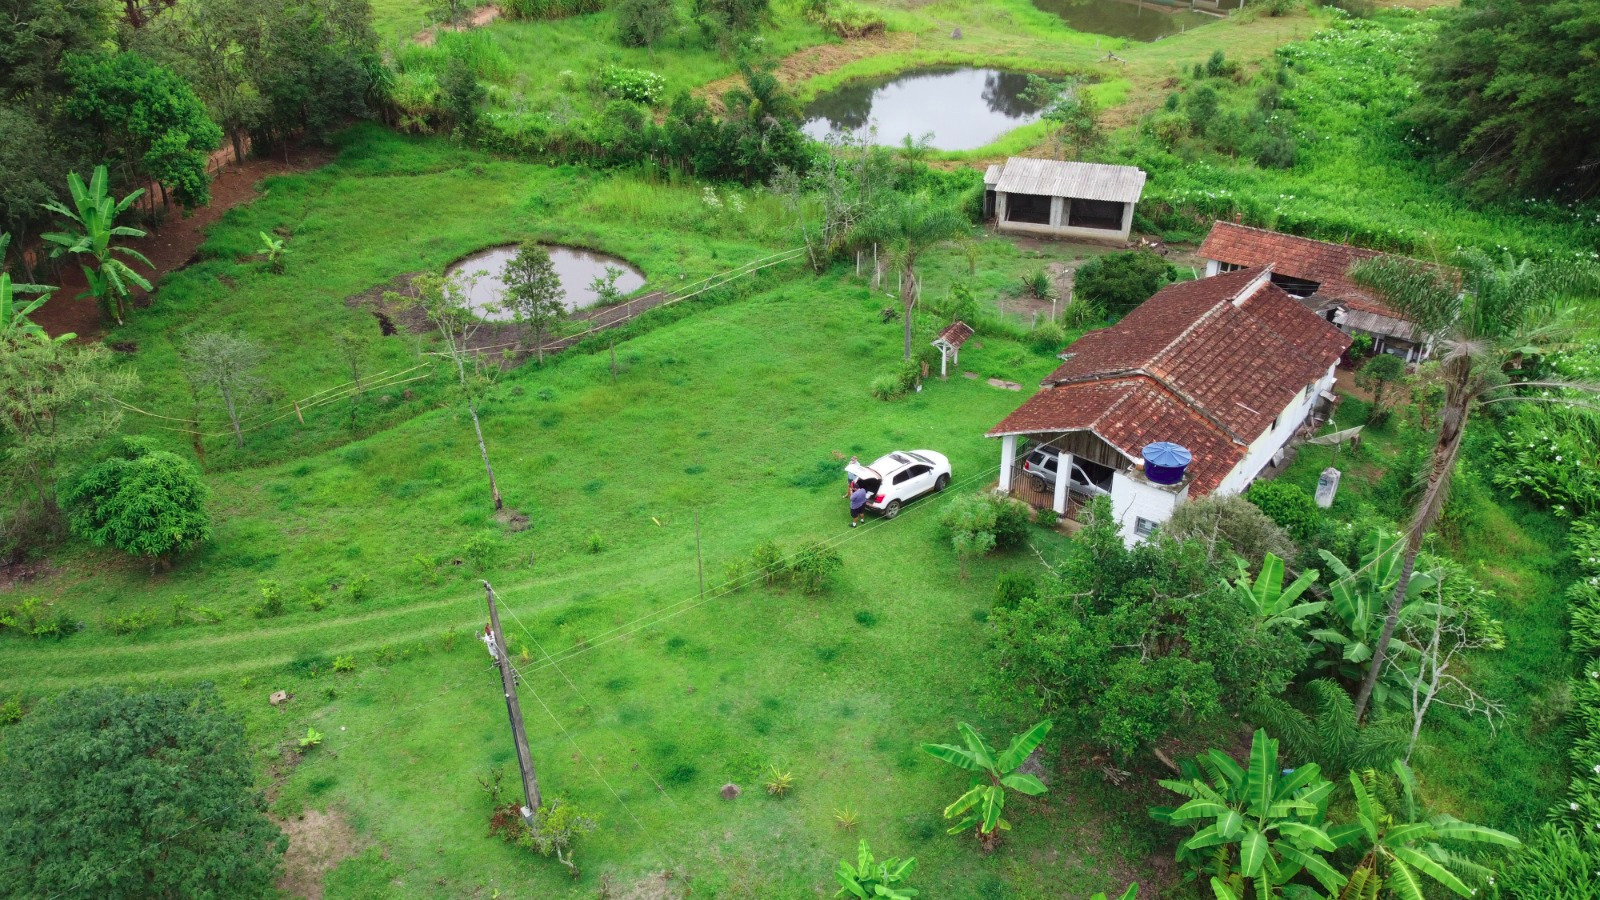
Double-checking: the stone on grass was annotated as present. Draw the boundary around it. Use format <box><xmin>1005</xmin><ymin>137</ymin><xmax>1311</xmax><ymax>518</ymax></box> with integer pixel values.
<box><xmin>720</xmin><ymin>783</ymin><xmax>741</xmax><ymax>800</ymax></box>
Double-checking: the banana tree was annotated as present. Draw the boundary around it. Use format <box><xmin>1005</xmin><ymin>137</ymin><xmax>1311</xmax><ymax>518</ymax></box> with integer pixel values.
<box><xmin>1233</xmin><ymin>552</ymin><xmax>1322</xmax><ymax>630</ymax></box>
<box><xmin>834</xmin><ymin>840</ymin><xmax>917</xmax><ymax>899</ymax></box>
<box><xmin>1330</xmin><ymin>762</ymin><xmax>1518</xmax><ymax>900</ymax></box>
<box><xmin>0</xmin><ymin>233</ymin><xmax>52</xmax><ymax>296</ymax></box>
<box><xmin>1152</xmin><ymin>729</ymin><xmax>1346</xmax><ymax>898</ymax></box>
<box><xmin>1312</xmin><ymin>530</ymin><xmax>1446</xmax><ymax>706</ymax></box>
<box><xmin>39</xmin><ymin>165</ymin><xmax>153</xmax><ymax>326</ymax></box>
<box><xmin>0</xmin><ymin>273</ymin><xmax>70</xmax><ymax>343</ymax></box>
<box><xmin>920</xmin><ymin>719</ymin><xmax>1051</xmax><ymax>851</ymax></box>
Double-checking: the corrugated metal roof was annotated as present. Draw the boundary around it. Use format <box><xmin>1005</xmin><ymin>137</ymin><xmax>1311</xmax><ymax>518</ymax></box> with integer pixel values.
<box><xmin>993</xmin><ymin>157</ymin><xmax>1146</xmax><ymax>203</ymax></box>
<box><xmin>983</xmin><ymin>164</ymin><xmax>1002</xmax><ymax>186</ymax></box>
<box><xmin>1342</xmin><ymin>308</ymin><xmax>1419</xmax><ymax>342</ymax></box>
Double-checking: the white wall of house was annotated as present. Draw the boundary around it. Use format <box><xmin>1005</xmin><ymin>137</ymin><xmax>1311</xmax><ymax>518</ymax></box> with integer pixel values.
<box><xmin>1111</xmin><ymin>469</ymin><xmax>1190</xmax><ymax>547</ymax></box>
<box><xmin>994</xmin><ymin>191</ymin><xmax>1134</xmax><ymax>242</ymax></box>
<box><xmin>1213</xmin><ymin>363</ymin><xmax>1337</xmax><ymax>497</ymax></box>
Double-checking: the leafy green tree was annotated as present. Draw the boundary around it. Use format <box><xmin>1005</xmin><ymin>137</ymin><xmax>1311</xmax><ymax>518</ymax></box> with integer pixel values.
<box><xmin>940</xmin><ymin>492</ymin><xmax>997</xmax><ymax>579</ymax></box>
<box><xmin>129</xmin><ymin>0</ymin><xmax>264</xmax><ymax>163</ymax></box>
<box><xmin>834</xmin><ymin>840</ymin><xmax>917</xmax><ymax>899</ymax></box>
<box><xmin>1346</xmin><ymin>250</ymin><xmax>1600</xmax><ymax>719</ymax></box>
<box><xmin>39</xmin><ymin>164</ymin><xmax>153</xmax><ymax>325</ymax></box>
<box><xmin>0</xmin><ymin>338</ymin><xmax>137</xmax><ymax>522</ymax></box>
<box><xmin>1333</xmin><ymin>763</ymin><xmax>1519</xmax><ymax>898</ymax></box>
<box><xmin>921</xmin><ymin>719</ymin><xmax>1051</xmax><ymax>851</ymax></box>
<box><xmin>62</xmin><ymin>51</ymin><xmax>223</xmax><ymax>208</ymax></box>
<box><xmin>616</xmin><ymin>0</ymin><xmax>678</xmax><ymax>50</ymax></box>
<box><xmin>0</xmin><ymin>0</ymin><xmax>113</xmax><ymax>101</ymax></box>
<box><xmin>990</xmin><ymin>497</ymin><xmax>1309</xmax><ymax>759</ymax></box>
<box><xmin>1355</xmin><ymin>353</ymin><xmax>1405</xmax><ymax>425</ymax></box>
<box><xmin>693</xmin><ymin>0</ymin><xmax>768</xmax><ymax>52</ymax></box>
<box><xmin>248</xmin><ymin>0</ymin><xmax>382</xmax><ymax>148</ymax></box>
<box><xmin>1244</xmin><ymin>480</ymin><xmax>1322</xmax><ymax>545</ymax></box>
<box><xmin>1152</xmin><ymin>729</ymin><xmax>1346</xmax><ymax>899</ymax></box>
<box><xmin>0</xmin><ymin>683</ymin><xmax>286</xmax><ymax>897</ymax></box>
<box><xmin>1074</xmin><ymin>250</ymin><xmax>1176</xmax><ymax>316</ymax></box>
<box><xmin>1408</xmin><ymin>0</ymin><xmax>1600</xmax><ymax>201</ymax></box>
<box><xmin>61</xmin><ymin>439</ymin><xmax>211</xmax><ymax>564</ymax></box>
<box><xmin>860</xmin><ymin>191</ymin><xmax>969</xmax><ymax>360</ymax></box>
<box><xmin>0</xmin><ymin>106</ymin><xmax>65</xmax><ymax>277</ymax></box>
<box><xmin>500</xmin><ymin>241</ymin><xmax>566</xmax><ymax>363</ymax></box>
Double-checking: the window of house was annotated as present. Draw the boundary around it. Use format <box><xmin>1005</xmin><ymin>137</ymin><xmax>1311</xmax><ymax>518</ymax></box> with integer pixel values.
<box><xmin>1216</xmin><ymin>262</ymin><xmax>1244</xmax><ymax>273</ymax></box>
<box><xmin>1304</xmin><ymin>383</ymin><xmax>1314</xmax><ymax>399</ymax></box>
<box><xmin>1066</xmin><ymin>199</ymin><xmax>1124</xmax><ymax>230</ymax></box>
<box><xmin>1134</xmin><ymin>517</ymin><xmax>1159</xmax><ymax>538</ymax></box>
<box><xmin>1272</xmin><ymin>415</ymin><xmax>1281</xmax><ymax>431</ymax></box>
<box><xmin>1005</xmin><ymin>193</ymin><xmax>1052</xmax><ymax>225</ymax></box>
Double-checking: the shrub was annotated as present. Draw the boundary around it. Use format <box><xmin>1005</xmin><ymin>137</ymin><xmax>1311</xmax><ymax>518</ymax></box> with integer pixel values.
<box><xmin>0</xmin><ymin>597</ymin><xmax>78</xmax><ymax>640</ymax></box>
<box><xmin>942</xmin><ymin>494</ymin><xmax>998</xmax><ymax>578</ymax></box>
<box><xmin>490</xmin><ymin>796</ymin><xmax>598</xmax><ymax>877</ymax></box>
<box><xmin>870</xmin><ymin>359</ymin><xmax>922</xmax><ymax>401</ymax></box>
<box><xmin>333</xmin><ymin>655</ymin><xmax>355</xmax><ymax>673</ymax></box>
<box><xmin>1026</xmin><ymin>321</ymin><xmax>1067</xmax><ymax>356</ymax></box>
<box><xmin>1244</xmin><ymin>480</ymin><xmax>1322</xmax><ymax>544</ymax></box>
<box><xmin>994</xmin><ymin>572</ymin><xmax>1037</xmax><ymax>611</ymax></box>
<box><xmin>347</xmin><ymin>573</ymin><xmax>373</xmax><ymax>603</ymax></box>
<box><xmin>1019</xmin><ymin>269</ymin><xmax>1052</xmax><ymax>299</ymax></box>
<box><xmin>1035</xmin><ymin>508</ymin><xmax>1059</xmax><ymax>528</ymax></box>
<box><xmin>599</xmin><ymin>66</ymin><xmax>665</xmax><ymax>106</ymax></box>
<box><xmin>61</xmin><ymin>440</ymin><xmax>211</xmax><ymax>563</ymax></box>
<box><xmin>252</xmin><ymin>580</ymin><xmax>285</xmax><ymax>619</ymax></box>
<box><xmin>1165</xmin><ymin>494</ymin><xmax>1297</xmax><ymax>570</ymax></box>
<box><xmin>788</xmin><ymin>541</ymin><xmax>843</xmax><ymax>594</ymax></box>
<box><xmin>765</xmin><ymin>764</ymin><xmax>795</xmax><ymax>797</ymax></box>
<box><xmin>992</xmin><ymin>497</ymin><xmax>1033</xmax><ymax>549</ymax></box>
<box><xmin>615</xmin><ymin>0</ymin><xmax>677</xmax><ymax>47</ymax></box>
<box><xmin>800</xmin><ymin>0</ymin><xmax>883</xmax><ymax>37</ymax></box>
<box><xmin>301</xmin><ymin>585</ymin><xmax>329</xmax><ymax>612</ymax></box>
<box><xmin>585</xmin><ymin>532</ymin><xmax>604</xmax><ymax>554</ymax></box>
<box><xmin>104</xmin><ymin>606</ymin><xmax>159</xmax><ymax>636</ymax></box>
<box><xmin>1074</xmin><ymin>251</ymin><xmax>1176</xmax><ymax>316</ymax></box>
<box><xmin>0</xmin><ymin>695</ymin><xmax>20</xmax><ymax>726</ymax></box>
<box><xmin>751</xmin><ymin>540</ymin><xmax>784</xmax><ymax>584</ymax></box>
<box><xmin>464</xmin><ymin>532</ymin><xmax>499</xmax><ymax>569</ymax></box>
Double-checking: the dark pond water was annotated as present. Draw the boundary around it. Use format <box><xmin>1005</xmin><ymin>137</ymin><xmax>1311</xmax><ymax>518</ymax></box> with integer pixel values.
<box><xmin>801</xmin><ymin>68</ymin><xmax>1046</xmax><ymax>152</ymax></box>
<box><xmin>1032</xmin><ymin>0</ymin><xmax>1237</xmax><ymax>42</ymax></box>
<box><xmin>444</xmin><ymin>245</ymin><xmax>645</xmax><ymax>320</ymax></box>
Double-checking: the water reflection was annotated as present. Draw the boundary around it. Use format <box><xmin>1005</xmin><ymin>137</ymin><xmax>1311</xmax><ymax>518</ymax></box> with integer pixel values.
<box><xmin>444</xmin><ymin>245</ymin><xmax>646</xmax><ymax>321</ymax></box>
<box><xmin>802</xmin><ymin>68</ymin><xmax>1046</xmax><ymax>152</ymax></box>
<box><xmin>1031</xmin><ymin>0</ymin><xmax>1234</xmax><ymax>42</ymax></box>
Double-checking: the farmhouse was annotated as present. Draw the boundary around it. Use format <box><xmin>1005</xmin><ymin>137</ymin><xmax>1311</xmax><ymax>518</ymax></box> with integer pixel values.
<box><xmin>986</xmin><ymin>266</ymin><xmax>1350</xmax><ymax>545</ymax></box>
<box><xmin>983</xmin><ymin>158</ymin><xmax>1146</xmax><ymax>242</ymax></box>
<box><xmin>1198</xmin><ymin>221</ymin><xmax>1428</xmax><ymax>362</ymax></box>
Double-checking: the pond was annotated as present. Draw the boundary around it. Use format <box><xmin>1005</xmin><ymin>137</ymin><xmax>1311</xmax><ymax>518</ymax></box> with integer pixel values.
<box><xmin>1031</xmin><ymin>0</ymin><xmax>1237</xmax><ymax>42</ymax></box>
<box><xmin>801</xmin><ymin>68</ymin><xmax>1046</xmax><ymax>152</ymax></box>
<box><xmin>444</xmin><ymin>245</ymin><xmax>646</xmax><ymax>321</ymax></box>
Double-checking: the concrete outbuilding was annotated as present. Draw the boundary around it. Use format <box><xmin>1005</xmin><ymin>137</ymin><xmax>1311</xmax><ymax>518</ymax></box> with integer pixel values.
<box><xmin>984</xmin><ymin>158</ymin><xmax>1147</xmax><ymax>242</ymax></box>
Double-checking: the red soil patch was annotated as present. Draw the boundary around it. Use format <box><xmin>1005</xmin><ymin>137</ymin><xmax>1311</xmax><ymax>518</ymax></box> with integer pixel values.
<box><xmin>28</xmin><ymin>143</ymin><xmax>336</xmax><ymax>343</ymax></box>
<box><xmin>698</xmin><ymin>32</ymin><xmax>918</xmax><ymax>113</ymax></box>
<box><xmin>414</xmin><ymin>4</ymin><xmax>502</xmax><ymax>46</ymax></box>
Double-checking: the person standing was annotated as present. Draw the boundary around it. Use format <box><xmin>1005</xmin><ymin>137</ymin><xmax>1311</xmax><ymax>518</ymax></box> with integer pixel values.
<box><xmin>849</xmin><ymin>483</ymin><xmax>869</xmax><ymax>528</ymax></box>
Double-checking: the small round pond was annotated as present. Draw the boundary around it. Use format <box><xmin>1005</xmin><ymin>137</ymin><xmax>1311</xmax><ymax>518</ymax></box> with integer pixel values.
<box><xmin>1031</xmin><ymin>0</ymin><xmax>1239</xmax><ymax>42</ymax></box>
<box><xmin>445</xmin><ymin>245</ymin><xmax>646</xmax><ymax>320</ymax></box>
<box><xmin>801</xmin><ymin>68</ymin><xmax>1045</xmax><ymax>152</ymax></box>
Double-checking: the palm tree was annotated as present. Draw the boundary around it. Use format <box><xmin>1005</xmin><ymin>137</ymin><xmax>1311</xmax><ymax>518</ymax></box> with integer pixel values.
<box><xmin>40</xmin><ymin>165</ymin><xmax>154</xmax><ymax>326</ymax></box>
<box><xmin>861</xmin><ymin>192</ymin><xmax>970</xmax><ymax>360</ymax></box>
<box><xmin>1346</xmin><ymin>250</ymin><xmax>1600</xmax><ymax>720</ymax></box>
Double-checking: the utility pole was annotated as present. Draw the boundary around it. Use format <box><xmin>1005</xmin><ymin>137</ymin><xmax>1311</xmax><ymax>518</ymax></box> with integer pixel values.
<box><xmin>483</xmin><ymin>581</ymin><xmax>541</xmax><ymax>824</ymax></box>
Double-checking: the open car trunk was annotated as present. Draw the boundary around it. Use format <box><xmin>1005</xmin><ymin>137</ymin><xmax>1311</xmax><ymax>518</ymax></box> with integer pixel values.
<box><xmin>846</xmin><ymin>463</ymin><xmax>882</xmax><ymax>497</ymax></box>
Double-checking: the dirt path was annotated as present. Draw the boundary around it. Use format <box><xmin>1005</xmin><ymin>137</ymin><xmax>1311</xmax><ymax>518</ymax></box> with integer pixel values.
<box><xmin>413</xmin><ymin>3</ymin><xmax>501</xmax><ymax>47</ymax></box>
<box><xmin>30</xmin><ymin>144</ymin><xmax>337</xmax><ymax>343</ymax></box>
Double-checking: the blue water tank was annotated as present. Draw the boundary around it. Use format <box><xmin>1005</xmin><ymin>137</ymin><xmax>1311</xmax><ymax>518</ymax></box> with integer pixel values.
<box><xmin>1142</xmin><ymin>442</ymin><xmax>1192</xmax><ymax>485</ymax></box>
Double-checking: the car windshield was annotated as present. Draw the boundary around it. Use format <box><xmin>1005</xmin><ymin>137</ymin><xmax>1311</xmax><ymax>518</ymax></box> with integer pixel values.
<box><xmin>906</xmin><ymin>451</ymin><xmax>933</xmax><ymax>465</ymax></box>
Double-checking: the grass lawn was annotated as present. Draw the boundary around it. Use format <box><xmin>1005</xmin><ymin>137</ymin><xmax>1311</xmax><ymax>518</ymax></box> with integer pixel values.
<box><xmin>0</xmin><ymin>130</ymin><xmax>1173</xmax><ymax>897</ymax></box>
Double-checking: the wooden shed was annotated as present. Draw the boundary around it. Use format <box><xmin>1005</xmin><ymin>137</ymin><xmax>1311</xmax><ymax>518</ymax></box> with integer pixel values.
<box><xmin>984</xmin><ymin>158</ymin><xmax>1147</xmax><ymax>242</ymax></box>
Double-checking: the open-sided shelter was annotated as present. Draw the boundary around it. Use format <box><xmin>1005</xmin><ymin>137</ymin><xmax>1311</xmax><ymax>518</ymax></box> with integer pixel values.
<box><xmin>983</xmin><ymin>158</ymin><xmax>1146</xmax><ymax>242</ymax></box>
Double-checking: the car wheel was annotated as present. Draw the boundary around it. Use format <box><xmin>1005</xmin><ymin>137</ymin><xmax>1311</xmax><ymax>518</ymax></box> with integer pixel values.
<box><xmin>884</xmin><ymin>499</ymin><xmax>902</xmax><ymax>519</ymax></box>
<box><xmin>934</xmin><ymin>474</ymin><xmax>950</xmax><ymax>492</ymax></box>
<box><xmin>1030</xmin><ymin>475</ymin><xmax>1048</xmax><ymax>493</ymax></box>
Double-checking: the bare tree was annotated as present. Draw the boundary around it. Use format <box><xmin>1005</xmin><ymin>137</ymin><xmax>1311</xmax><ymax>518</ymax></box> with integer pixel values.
<box><xmin>1388</xmin><ymin>586</ymin><xmax>1502</xmax><ymax>763</ymax></box>
<box><xmin>390</xmin><ymin>273</ymin><xmax>503</xmax><ymax>511</ymax></box>
<box><xmin>181</xmin><ymin>331</ymin><xmax>265</xmax><ymax>449</ymax></box>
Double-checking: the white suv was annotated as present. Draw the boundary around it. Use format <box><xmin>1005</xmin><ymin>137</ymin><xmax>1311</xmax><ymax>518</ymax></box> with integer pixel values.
<box><xmin>846</xmin><ymin>450</ymin><xmax>953</xmax><ymax>519</ymax></box>
<box><xmin>1022</xmin><ymin>447</ymin><xmax>1110</xmax><ymax>499</ymax></box>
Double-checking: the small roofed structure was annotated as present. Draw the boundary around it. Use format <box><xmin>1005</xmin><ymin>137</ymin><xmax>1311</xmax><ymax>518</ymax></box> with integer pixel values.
<box><xmin>987</xmin><ymin>266</ymin><xmax>1349</xmax><ymax>544</ymax></box>
<box><xmin>1198</xmin><ymin>222</ymin><xmax>1429</xmax><ymax>362</ymax></box>
<box><xmin>984</xmin><ymin>158</ymin><xmax>1146</xmax><ymax>242</ymax></box>
<box><xmin>931</xmin><ymin>320</ymin><xmax>973</xmax><ymax>379</ymax></box>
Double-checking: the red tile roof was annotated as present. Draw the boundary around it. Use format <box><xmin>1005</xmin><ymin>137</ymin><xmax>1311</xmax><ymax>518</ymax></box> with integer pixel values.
<box><xmin>1198</xmin><ymin>221</ymin><xmax>1403</xmax><ymax>318</ymax></box>
<box><xmin>987</xmin><ymin>267</ymin><xmax>1350</xmax><ymax>495</ymax></box>
<box><xmin>936</xmin><ymin>320</ymin><xmax>974</xmax><ymax>348</ymax></box>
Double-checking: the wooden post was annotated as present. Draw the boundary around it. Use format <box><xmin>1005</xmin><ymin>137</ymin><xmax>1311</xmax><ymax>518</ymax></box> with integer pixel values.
<box><xmin>483</xmin><ymin>581</ymin><xmax>541</xmax><ymax>823</ymax></box>
<box><xmin>694</xmin><ymin>509</ymin><xmax>704</xmax><ymax>601</ymax></box>
<box><xmin>610</xmin><ymin>341</ymin><xmax>617</xmax><ymax>383</ymax></box>
<box><xmin>294</xmin><ymin>402</ymin><xmax>304</xmax><ymax>425</ymax></box>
